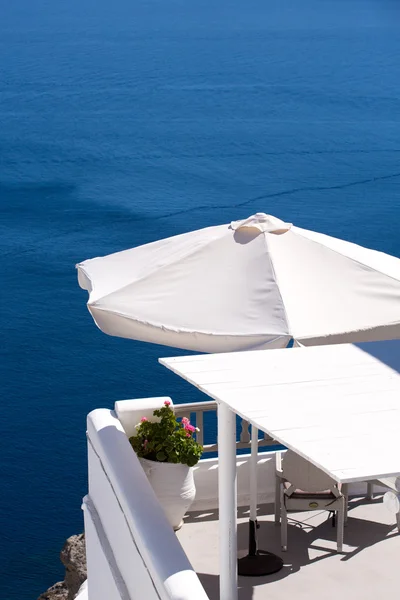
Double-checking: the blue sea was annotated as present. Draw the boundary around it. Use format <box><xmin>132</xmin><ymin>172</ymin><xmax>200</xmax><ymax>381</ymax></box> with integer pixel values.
<box><xmin>1</xmin><ymin>1</ymin><xmax>400</xmax><ymax>598</ymax></box>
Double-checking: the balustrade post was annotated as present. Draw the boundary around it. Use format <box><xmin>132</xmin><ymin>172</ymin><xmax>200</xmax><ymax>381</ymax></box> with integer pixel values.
<box><xmin>196</xmin><ymin>411</ymin><xmax>204</xmax><ymax>445</ymax></box>
<box><xmin>240</xmin><ymin>419</ymin><xmax>251</xmax><ymax>444</ymax></box>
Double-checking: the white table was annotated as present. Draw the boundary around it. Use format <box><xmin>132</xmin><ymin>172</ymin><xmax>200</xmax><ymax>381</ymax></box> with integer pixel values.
<box><xmin>160</xmin><ymin>340</ymin><xmax>400</xmax><ymax>600</ymax></box>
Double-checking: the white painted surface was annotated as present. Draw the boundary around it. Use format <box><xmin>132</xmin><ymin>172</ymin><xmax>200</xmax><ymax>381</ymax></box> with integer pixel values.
<box><xmin>217</xmin><ymin>403</ymin><xmax>238</xmax><ymax>600</ymax></box>
<box><xmin>75</xmin><ymin>580</ymin><xmax>88</xmax><ymax>600</ymax></box>
<box><xmin>114</xmin><ymin>397</ymin><xmax>173</xmax><ymax>437</ymax></box>
<box><xmin>86</xmin><ymin>408</ymin><xmax>209</xmax><ymax>600</ymax></box>
<box><xmin>139</xmin><ymin>457</ymin><xmax>196</xmax><ymax>530</ymax></box>
<box><xmin>160</xmin><ymin>340</ymin><xmax>400</xmax><ymax>484</ymax></box>
<box><xmin>83</xmin><ymin>498</ymin><xmax>122</xmax><ymax>600</ymax></box>
<box><xmin>378</xmin><ymin>476</ymin><xmax>400</xmax><ymax>492</ymax></box>
<box><xmin>249</xmin><ymin>427</ymin><xmax>258</xmax><ymax>521</ymax></box>
<box><xmin>383</xmin><ymin>491</ymin><xmax>400</xmax><ymax>514</ymax></box>
<box><xmin>189</xmin><ymin>454</ymin><xmax>380</xmax><ymax>511</ymax></box>
<box><xmin>193</xmin><ymin>453</ymin><xmax>279</xmax><ymax>510</ymax></box>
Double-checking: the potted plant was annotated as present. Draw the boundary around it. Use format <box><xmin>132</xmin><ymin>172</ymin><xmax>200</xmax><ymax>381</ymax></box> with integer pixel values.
<box><xmin>129</xmin><ymin>400</ymin><xmax>203</xmax><ymax>530</ymax></box>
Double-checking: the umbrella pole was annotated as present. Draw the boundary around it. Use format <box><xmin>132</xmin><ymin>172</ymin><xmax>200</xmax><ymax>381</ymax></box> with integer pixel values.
<box><xmin>238</xmin><ymin>426</ymin><xmax>283</xmax><ymax>577</ymax></box>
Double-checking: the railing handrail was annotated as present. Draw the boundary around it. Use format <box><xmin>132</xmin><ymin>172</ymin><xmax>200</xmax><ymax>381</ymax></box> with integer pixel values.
<box><xmin>175</xmin><ymin>400</ymin><xmax>217</xmax><ymax>412</ymax></box>
<box><xmin>174</xmin><ymin>400</ymin><xmax>278</xmax><ymax>453</ymax></box>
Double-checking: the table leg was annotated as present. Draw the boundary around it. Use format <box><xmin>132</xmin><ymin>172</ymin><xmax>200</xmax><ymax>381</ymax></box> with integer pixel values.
<box><xmin>218</xmin><ymin>403</ymin><xmax>238</xmax><ymax>600</ymax></box>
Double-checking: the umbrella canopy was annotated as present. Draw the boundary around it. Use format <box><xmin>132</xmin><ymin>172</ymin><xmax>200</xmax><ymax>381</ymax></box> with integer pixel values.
<box><xmin>77</xmin><ymin>213</ymin><xmax>400</xmax><ymax>353</ymax></box>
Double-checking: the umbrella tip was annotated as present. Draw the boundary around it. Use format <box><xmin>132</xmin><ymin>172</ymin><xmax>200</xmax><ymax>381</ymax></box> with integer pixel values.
<box><xmin>230</xmin><ymin>213</ymin><xmax>292</xmax><ymax>234</ymax></box>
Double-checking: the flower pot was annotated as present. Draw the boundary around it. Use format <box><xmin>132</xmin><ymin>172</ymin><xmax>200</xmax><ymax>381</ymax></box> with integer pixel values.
<box><xmin>139</xmin><ymin>457</ymin><xmax>196</xmax><ymax>530</ymax></box>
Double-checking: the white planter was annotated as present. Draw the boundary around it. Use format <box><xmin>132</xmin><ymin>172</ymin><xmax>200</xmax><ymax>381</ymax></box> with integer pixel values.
<box><xmin>139</xmin><ymin>457</ymin><xmax>196</xmax><ymax>530</ymax></box>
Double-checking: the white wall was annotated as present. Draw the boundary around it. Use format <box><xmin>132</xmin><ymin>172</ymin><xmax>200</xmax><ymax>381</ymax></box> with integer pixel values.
<box><xmin>85</xmin><ymin>408</ymin><xmax>209</xmax><ymax>600</ymax></box>
<box><xmin>190</xmin><ymin>454</ymin><xmax>386</xmax><ymax>512</ymax></box>
<box><xmin>82</xmin><ymin>500</ymin><xmax>121</xmax><ymax>600</ymax></box>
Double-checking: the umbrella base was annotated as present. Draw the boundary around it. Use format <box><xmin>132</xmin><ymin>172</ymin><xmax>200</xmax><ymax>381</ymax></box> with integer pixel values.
<box><xmin>238</xmin><ymin>551</ymin><xmax>284</xmax><ymax>577</ymax></box>
<box><xmin>238</xmin><ymin>519</ymin><xmax>283</xmax><ymax>576</ymax></box>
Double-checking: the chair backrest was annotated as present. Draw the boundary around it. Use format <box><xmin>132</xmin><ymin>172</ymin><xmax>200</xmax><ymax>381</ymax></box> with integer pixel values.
<box><xmin>282</xmin><ymin>450</ymin><xmax>337</xmax><ymax>492</ymax></box>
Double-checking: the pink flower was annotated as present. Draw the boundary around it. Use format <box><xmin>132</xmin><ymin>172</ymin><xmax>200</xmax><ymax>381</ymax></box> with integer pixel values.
<box><xmin>164</xmin><ymin>400</ymin><xmax>171</xmax><ymax>407</ymax></box>
<box><xmin>182</xmin><ymin>417</ymin><xmax>196</xmax><ymax>433</ymax></box>
<box><xmin>143</xmin><ymin>439</ymin><xmax>148</xmax><ymax>447</ymax></box>
<box><xmin>186</xmin><ymin>432</ymin><xmax>191</xmax><ymax>437</ymax></box>
<box><xmin>140</xmin><ymin>417</ymin><xmax>148</xmax><ymax>423</ymax></box>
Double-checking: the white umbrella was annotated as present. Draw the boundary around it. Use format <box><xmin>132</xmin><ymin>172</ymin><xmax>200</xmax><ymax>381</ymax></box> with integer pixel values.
<box><xmin>77</xmin><ymin>212</ymin><xmax>400</xmax><ymax>350</ymax></box>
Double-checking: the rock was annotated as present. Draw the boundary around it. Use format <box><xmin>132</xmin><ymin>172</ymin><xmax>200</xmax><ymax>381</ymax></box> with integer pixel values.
<box><xmin>37</xmin><ymin>581</ymin><xmax>68</xmax><ymax>600</ymax></box>
<box><xmin>61</xmin><ymin>534</ymin><xmax>87</xmax><ymax>598</ymax></box>
<box><xmin>38</xmin><ymin>534</ymin><xmax>87</xmax><ymax>600</ymax></box>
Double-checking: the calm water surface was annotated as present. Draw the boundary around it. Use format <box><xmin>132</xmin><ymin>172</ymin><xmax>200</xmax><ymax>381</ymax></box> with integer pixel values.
<box><xmin>1</xmin><ymin>1</ymin><xmax>400</xmax><ymax>597</ymax></box>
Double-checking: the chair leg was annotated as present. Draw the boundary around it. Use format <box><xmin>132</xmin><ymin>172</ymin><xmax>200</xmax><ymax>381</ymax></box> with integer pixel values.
<box><xmin>367</xmin><ymin>482</ymin><xmax>374</xmax><ymax>501</ymax></box>
<box><xmin>342</xmin><ymin>484</ymin><xmax>349</xmax><ymax>526</ymax></box>
<box><xmin>281</xmin><ymin>491</ymin><xmax>288</xmax><ymax>551</ymax></box>
<box><xmin>275</xmin><ymin>478</ymin><xmax>281</xmax><ymax>524</ymax></box>
<box><xmin>336</xmin><ymin>498</ymin><xmax>345</xmax><ymax>553</ymax></box>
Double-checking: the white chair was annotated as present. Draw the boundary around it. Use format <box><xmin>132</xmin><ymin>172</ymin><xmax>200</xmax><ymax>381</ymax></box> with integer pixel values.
<box><xmin>275</xmin><ymin>450</ymin><xmax>346</xmax><ymax>553</ymax></box>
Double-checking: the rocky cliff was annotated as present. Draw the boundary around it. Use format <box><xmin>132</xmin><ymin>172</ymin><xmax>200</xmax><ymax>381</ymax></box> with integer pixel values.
<box><xmin>38</xmin><ymin>534</ymin><xmax>86</xmax><ymax>600</ymax></box>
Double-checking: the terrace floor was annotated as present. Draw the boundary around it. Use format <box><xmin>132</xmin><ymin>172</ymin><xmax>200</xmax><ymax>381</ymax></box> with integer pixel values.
<box><xmin>177</xmin><ymin>494</ymin><xmax>399</xmax><ymax>600</ymax></box>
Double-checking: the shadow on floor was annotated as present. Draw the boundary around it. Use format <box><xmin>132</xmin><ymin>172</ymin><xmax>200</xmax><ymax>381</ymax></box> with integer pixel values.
<box><xmin>186</xmin><ymin>497</ymin><xmax>399</xmax><ymax>600</ymax></box>
<box><xmin>197</xmin><ymin>571</ymin><xmax>258</xmax><ymax>600</ymax></box>
<box><xmin>183</xmin><ymin>502</ymin><xmax>263</xmax><ymax>525</ymax></box>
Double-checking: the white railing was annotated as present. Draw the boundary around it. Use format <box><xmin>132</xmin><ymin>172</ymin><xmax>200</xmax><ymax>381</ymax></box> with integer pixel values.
<box><xmin>86</xmin><ymin>408</ymin><xmax>210</xmax><ymax>600</ymax></box>
<box><xmin>174</xmin><ymin>400</ymin><xmax>279</xmax><ymax>454</ymax></box>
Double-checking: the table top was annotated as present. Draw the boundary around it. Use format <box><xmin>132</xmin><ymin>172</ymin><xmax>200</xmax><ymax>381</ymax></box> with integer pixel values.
<box><xmin>160</xmin><ymin>340</ymin><xmax>400</xmax><ymax>484</ymax></box>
